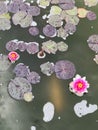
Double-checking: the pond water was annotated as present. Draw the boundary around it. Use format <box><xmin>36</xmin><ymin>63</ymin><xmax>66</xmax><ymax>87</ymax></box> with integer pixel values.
<box><xmin>0</xmin><ymin>0</ymin><xmax>98</xmax><ymax>130</ymax></box>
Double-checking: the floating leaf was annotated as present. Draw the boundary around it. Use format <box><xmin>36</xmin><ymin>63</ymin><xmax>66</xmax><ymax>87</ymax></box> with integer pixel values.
<box><xmin>54</xmin><ymin>60</ymin><xmax>76</xmax><ymax>80</ymax></box>
<box><xmin>8</xmin><ymin>77</ymin><xmax>32</xmax><ymax>100</ymax></box>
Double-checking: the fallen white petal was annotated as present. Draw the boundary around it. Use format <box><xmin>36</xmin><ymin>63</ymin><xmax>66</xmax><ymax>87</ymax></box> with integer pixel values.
<box><xmin>74</xmin><ymin>100</ymin><xmax>98</xmax><ymax>117</ymax></box>
<box><xmin>39</xmin><ymin>35</ymin><xmax>45</xmax><ymax>39</ymax></box>
<box><xmin>43</xmin><ymin>102</ymin><xmax>55</xmax><ymax>122</ymax></box>
<box><xmin>31</xmin><ymin>126</ymin><xmax>36</xmax><ymax>130</ymax></box>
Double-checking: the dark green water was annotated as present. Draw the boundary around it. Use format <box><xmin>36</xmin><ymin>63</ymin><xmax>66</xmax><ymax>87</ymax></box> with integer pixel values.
<box><xmin>0</xmin><ymin>0</ymin><xmax>98</xmax><ymax>130</ymax></box>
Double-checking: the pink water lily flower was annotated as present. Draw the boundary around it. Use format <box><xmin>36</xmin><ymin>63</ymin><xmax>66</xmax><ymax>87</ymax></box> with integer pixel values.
<box><xmin>8</xmin><ymin>51</ymin><xmax>20</xmax><ymax>63</ymax></box>
<box><xmin>69</xmin><ymin>74</ymin><xmax>90</xmax><ymax>97</ymax></box>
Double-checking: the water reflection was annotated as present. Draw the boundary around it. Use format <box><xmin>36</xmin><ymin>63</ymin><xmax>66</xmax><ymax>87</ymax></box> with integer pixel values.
<box><xmin>48</xmin><ymin>75</ymin><xmax>66</xmax><ymax>112</ymax></box>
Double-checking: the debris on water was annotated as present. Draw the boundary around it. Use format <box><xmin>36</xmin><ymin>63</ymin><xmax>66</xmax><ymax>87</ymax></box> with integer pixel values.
<box><xmin>37</xmin><ymin>50</ymin><xmax>46</xmax><ymax>59</ymax></box>
<box><xmin>39</xmin><ymin>35</ymin><xmax>45</xmax><ymax>39</ymax></box>
<box><xmin>42</xmin><ymin>14</ymin><xmax>47</xmax><ymax>19</ymax></box>
<box><xmin>31</xmin><ymin>126</ymin><xmax>36</xmax><ymax>130</ymax></box>
<box><xmin>93</xmin><ymin>54</ymin><xmax>98</xmax><ymax>64</ymax></box>
<box><xmin>58</xmin><ymin>116</ymin><xmax>61</xmax><ymax>120</ymax></box>
<box><xmin>30</xmin><ymin>21</ymin><xmax>37</xmax><ymax>26</ymax></box>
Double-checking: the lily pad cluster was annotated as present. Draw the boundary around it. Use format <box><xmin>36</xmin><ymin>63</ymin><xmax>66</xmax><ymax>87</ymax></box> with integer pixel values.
<box><xmin>0</xmin><ymin>0</ymin><xmax>97</xmax><ymax>42</ymax></box>
<box><xmin>7</xmin><ymin>62</ymin><xmax>41</xmax><ymax>101</ymax></box>
<box><xmin>0</xmin><ymin>0</ymin><xmax>41</xmax><ymax>30</ymax></box>
<box><xmin>40</xmin><ymin>0</ymin><xmax>97</xmax><ymax>40</ymax></box>
<box><xmin>5</xmin><ymin>39</ymin><xmax>68</xmax><ymax>58</ymax></box>
<box><xmin>13</xmin><ymin>63</ymin><xmax>41</xmax><ymax>84</ymax></box>
<box><xmin>40</xmin><ymin>60</ymin><xmax>76</xmax><ymax>80</ymax></box>
<box><xmin>0</xmin><ymin>0</ymin><xmax>97</xmax><ymax>102</ymax></box>
<box><xmin>6</xmin><ymin>39</ymin><xmax>39</xmax><ymax>54</ymax></box>
<box><xmin>7</xmin><ymin>59</ymin><xmax>76</xmax><ymax>101</ymax></box>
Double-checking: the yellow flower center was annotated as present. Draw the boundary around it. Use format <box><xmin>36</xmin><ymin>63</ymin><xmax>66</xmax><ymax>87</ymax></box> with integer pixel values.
<box><xmin>78</xmin><ymin>83</ymin><xmax>83</xmax><ymax>88</ymax></box>
<box><xmin>11</xmin><ymin>53</ymin><xmax>16</xmax><ymax>58</ymax></box>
